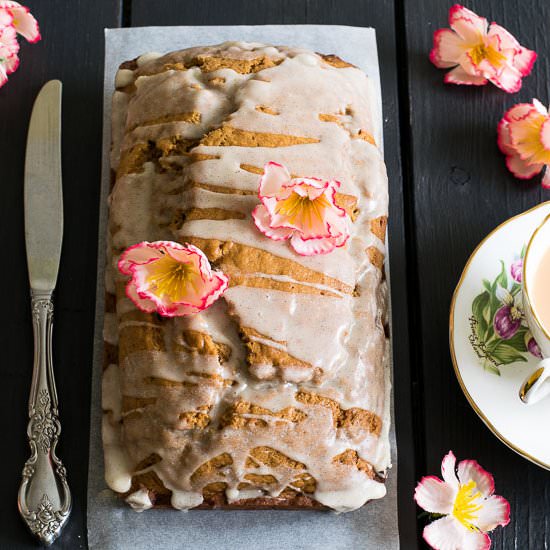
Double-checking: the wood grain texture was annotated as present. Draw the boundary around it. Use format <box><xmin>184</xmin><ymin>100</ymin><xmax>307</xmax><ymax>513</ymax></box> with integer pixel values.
<box><xmin>403</xmin><ymin>0</ymin><xmax>550</xmax><ymax>548</ymax></box>
<box><xmin>130</xmin><ymin>1</ymin><xmax>417</xmax><ymax>547</ymax></box>
<box><xmin>0</xmin><ymin>1</ymin><xmax>121</xmax><ymax>548</ymax></box>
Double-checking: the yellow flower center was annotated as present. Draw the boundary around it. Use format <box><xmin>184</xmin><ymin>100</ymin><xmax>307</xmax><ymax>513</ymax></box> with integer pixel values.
<box><xmin>146</xmin><ymin>255</ymin><xmax>199</xmax><ymax>302</ymax></box>
<box><xmin>469</xmin><ymin>42</ymin><xmax>506</xmax><ymax>68</ymax></box>
<box><xmin>452</xmin><ymin>480</ymin><xmax>483</xmax><ymax>531</ymax></box>
<box><xmin>274</xmin><ymin>190</ymin><xmax>330</xmax><ymax>230</ymax></box>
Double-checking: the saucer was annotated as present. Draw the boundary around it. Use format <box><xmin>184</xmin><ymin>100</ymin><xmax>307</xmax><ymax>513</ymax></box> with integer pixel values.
<box><xmin>450</xmin><ymin>201</ymin><xmax>550</xmax><ymax>469</ymax></box>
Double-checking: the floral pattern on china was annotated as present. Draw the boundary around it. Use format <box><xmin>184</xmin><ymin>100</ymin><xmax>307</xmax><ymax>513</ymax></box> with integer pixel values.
<box><xmin>469</xmin><ymin>247</ymin><xmax>542</xmax><ymax>375</ymax></box>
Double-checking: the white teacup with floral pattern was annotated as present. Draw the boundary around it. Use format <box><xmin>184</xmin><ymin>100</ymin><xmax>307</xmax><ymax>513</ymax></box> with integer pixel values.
<box><xmin>519</xmin><ymin>213</ymin><xmax>550</xmax><ymax>405</ymax></box>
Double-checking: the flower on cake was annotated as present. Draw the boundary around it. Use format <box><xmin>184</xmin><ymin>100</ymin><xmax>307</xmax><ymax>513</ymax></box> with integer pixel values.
<box><xmin>0</xmin><ymin>2</ymin><xmax>40</xmax><ymax>87</ymax></box>
<box><xmin>415</xmin><ymin>451</ymin><xmax>510</xmax><ymax>550</ymax></box>
<box><xmin>497</xmin><ymin>99</ymin><xmax>550</xmax><ymax>188</ymax></box>
<box><xmin>430</xmin><ymin>4</ymin><xmax>536</xmax><ymax>93</ymax></box>
<box><xmin>118</xmin><ymin>241</ymin><xmax>228</xmax><ymax>317</ymax></box>
<box><xmin>252</xmin><ymin>162</ymin><xmax>350</xmax><ymax>256</ymax></box>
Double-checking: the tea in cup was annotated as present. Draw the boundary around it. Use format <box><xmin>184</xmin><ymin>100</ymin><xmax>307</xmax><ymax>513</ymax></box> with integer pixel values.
<box><xmin>519</xmin><ymin>213</ymin><xmax>550</xmax><ymax>404</ymax></box>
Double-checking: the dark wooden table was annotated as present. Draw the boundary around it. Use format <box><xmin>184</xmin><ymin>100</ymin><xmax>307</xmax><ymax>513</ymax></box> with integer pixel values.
<box><xmin>1</xmin><ymin>1</ymin><xmax>548</xmax><ymax>548</ymax></box>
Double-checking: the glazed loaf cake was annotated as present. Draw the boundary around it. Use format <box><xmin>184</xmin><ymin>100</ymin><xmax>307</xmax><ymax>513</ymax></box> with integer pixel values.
<box><xmin>103</xmin><ymin>41</ymin><xmax>390</xmax><ymax>513</ymax></box>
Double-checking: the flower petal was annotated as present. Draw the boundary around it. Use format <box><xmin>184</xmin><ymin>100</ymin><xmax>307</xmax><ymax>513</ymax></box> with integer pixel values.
<box><xmin>423</xmin><ymin>516</ymin><xmax>490</xmax><ymax>550</ymax></box>
<box><xmin>430</xmin><ymin>28</ymin><xmax>467</xmax><ymax>68</ymax></box>
<box><xmin>473</xmin><ymin>494</ymin><xmax>511</xmax><ymax>531</ymax></box>
<box><xmin>444</xmin><ymin>65</ymin><xmax>487</xmax><ymax>86</ymax></box>
<box><xmin>441</xmin><ymin>451</ymin><xmax>459</xmax><ymax>490</ymax></box>
<box><xmin>542</xmin><ymin>167</ymin><xmax>550</xmax><ymax>189</ymax></box>
<box><xmin>414</xmin><ymin>476</ymin><xmax>455</xmax><ymax>515</ymax></box>
<box><xmin>0</xmin><ymin>62</ymin><xmax>7</xmax><ymax>87</ymax></box>
<box><xmin>0</xmin><ymin>7</ymin><xmax>12</xmax><ymax>26</ymax></box>
<box><xmin>290</xmin><ymin>233</ymin><xmax>337</xmax><ymax>256</ymax></box>
<box><xmin>0</xmin><ymin>52</ymin><xmax>19</xmax><ymax>77</ymax></box>
<box><xmin>118</xmin><ymin>241</ymin><xmax>164</xmax><ymax>274</ymax></box>
<box><xmin>457</xmin><ymin>459</ymin><xmax>495</xmax><ymax>497</ymax></box>
<box><xmin>489</xmin><ymin>63</ymin><xmax>523</xmax><ymax>93</ymax></box>
<box><xmin>259</xmin><ymin>161</ymin><xmax>291</xmax><ymax>198</ymax></box>
<box><xmin>497</xmin><ymin>119</ymin><xmax>515</xmax><ymax>156</ymax></box>
<box><xmin>504</xmin><ymin>102</ymin><xmax>538</xmax><ymax>122</ymax></box>
<box><xmin>125</xmin><ymin>280</ymin><xmax>157</xmax><ymax>313</ymax></box>
<box><xmin>0</xmin><ymin>24</ymin><xmax>19</xmax><ymax>55</ymax></box>
<box><xmin>505</xmin><ymin>154</ymin><xmax>543</xmax><ymax>179</ymax></box>
<box><xmin>540</xmin><ymin>119</ymin><xmax>550</xmax><ymax>150</ymax></box>
<box><xmin>449</xmin><ymin>4</ymin><xmax>488</xmax><ymax>43</ymax></box>
<box><xmin>252</xmin><ymin>204</ymin><xmax>294</xmax><ymax>240</ymax></box>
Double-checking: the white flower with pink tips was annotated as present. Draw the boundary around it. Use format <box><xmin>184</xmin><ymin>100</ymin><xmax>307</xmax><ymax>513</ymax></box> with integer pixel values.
<box><xmin>415</xmin><ymin>451</ymin><xmax>510</xmax><ymax>549</ymax></box>
<box><xmin>252</xmin><ymin>162</ymin><xmax>351</xmax><ymax>256</ymax></box>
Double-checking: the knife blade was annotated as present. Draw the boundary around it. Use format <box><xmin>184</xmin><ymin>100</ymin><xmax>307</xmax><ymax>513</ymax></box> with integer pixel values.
<box><xmin>24</xmin><ymin>79</ymin><xmax>63</xmax><ymax>291</ymax></box>
<box><xmin>18</xmin><ymin>80</ymin><xmax>71</xmax><ymax>546</ymax></box>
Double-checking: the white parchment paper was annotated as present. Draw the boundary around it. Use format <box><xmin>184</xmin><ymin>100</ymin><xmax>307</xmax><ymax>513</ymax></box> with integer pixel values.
<box><xmin>88</xmin><ymin>25</ymin><xmax>398</xmax><ymax>550</ymax></box>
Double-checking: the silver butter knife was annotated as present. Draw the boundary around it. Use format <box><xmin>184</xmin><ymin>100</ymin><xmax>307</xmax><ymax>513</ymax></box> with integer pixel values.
<box><xmin>18</xmin><ymin>80</ymin><xmax>71</xmax><ymax>546</ymax></box>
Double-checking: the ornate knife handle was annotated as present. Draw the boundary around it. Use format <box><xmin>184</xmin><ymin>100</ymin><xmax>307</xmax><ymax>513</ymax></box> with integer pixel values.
<box><xmin>18</xmin><ymin>289</ymin><xmax>71</xmax><ymax>546</ymax></box>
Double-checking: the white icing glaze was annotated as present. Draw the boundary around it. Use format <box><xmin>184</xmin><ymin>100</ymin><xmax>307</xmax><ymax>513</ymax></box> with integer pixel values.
<box><xmin>170</xmin><ymin>491</ymin><xmax>204</xmax><ymax>511</ymax></box>
<box><xmin>104</xmin><ymin>41</ymin><xmax>390</xmax><ymax>513</ymax></box>
<box><xmin>126</xmin><ymin>489</ymin><xmax>153</xmax><ymax>512</ymax></box>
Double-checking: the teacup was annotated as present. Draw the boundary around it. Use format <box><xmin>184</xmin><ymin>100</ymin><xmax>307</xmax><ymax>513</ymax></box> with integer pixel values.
<box><xmin>519</xmin><ymin>213</ymin><xmax>550</xmax><ymax>405</ymax></box>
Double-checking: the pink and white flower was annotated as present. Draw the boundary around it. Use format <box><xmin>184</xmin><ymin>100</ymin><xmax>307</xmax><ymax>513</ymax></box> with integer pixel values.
<box><xmin>430</xmin><ymin>4</ymin><xmax>536</xmax><ymax>93</ymax></box>
<box><xmin>0</xmin><ymin>2</ymin><xmax>40</xmax><ymax>88</ymax></box>
<box><xmin>118</xmin><ymin>241</ymin><xmax>228</xmax><ymax>317</ymax></box>
<box><xmin>251</xmin><ymin>162</ymin><xmax>350</xmax><ymax>256</ymax></box>
<box><xmin>415</xmin><ymin>451</ymin><xmax>510</xmax><ymax>550</ymax></box>
<box><xmin>0</xmin><ymin>1</ymin><xmax>40</xmax><ymax>43</ymax></box>
<box><xmin>497</xmin><ymin>99</ymin><xmax>550</xmax><ymax>188</ymax></box>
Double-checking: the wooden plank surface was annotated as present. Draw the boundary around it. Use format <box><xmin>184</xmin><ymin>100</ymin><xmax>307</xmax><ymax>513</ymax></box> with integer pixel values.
<box><xmin>129</xmin><ymin>0</ymin><xmax>417</xmax><ymax>547</ymax></box>
<box><xmin>403</xmin><ymin>0</ymin><xmax>550</xmax><ymax>548</ymax></box>
<box><xmin>0</xmin><ymin>1</ymin><xmax>121</xmax><ymax>547</ymax></box>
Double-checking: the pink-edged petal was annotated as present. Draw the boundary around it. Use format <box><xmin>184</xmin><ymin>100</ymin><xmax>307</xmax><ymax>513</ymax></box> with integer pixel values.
<box><xmin>0</xmin><ymin>24</ymin><xmax>19</xmax><ymax>55</ymax></box>
<box><xmin>4</xmin><ymin>3</ymin><xmax>40</xmax><ymax>42</ymax></box>
<box><xmin>1</xmin><ymin>52</ymin><xmax>19</xmax><ymax>75</ymax></box>
<box><xmin>118</xmin><ymin>241</ymin><xmax>164</xmax><ymax>274</ymax></box>
<box><xmin>430</xmin><ymin>28</ymin><xmax>467</xmax><ymax>68</ymax></box>
<box><xmin>423</xmin><ymin>516</ymin><xmax>490</xmax><ymax>550</ymax></box>
<box><xmin>540</xmin><ymin>119</ymin><xmax>550</xmax><ymax>150</ymax></box>
<box><xmin>0</xmin><ymin>62</ymin><xmax>8</xmax><ymax>87</ymax></box>
<box><xmin>488</xmin><ymin>24</ymin><xmax>536</xmax><ymax>76</ymax></box>
<box><xmin>202</xmin><ymin>272</ymin><xmax>229</xmax><ymax>308</ymax></box>
<box><xmin>290</xmin><ymin>233</ymin><xmax>337</xmax><ymax>256</ymax></box>
<box><xmin>489</xmin><ymin>63</ymin><xmax>523</xmax><ymax>93</ymax></box>
<box><xmin>0</xmin><ymin>8</ymin><xmax>13</xmax><ymax>26</ymax></box>
<box><xmin>513</xmin><ymin>47</ymin><xmax>536</xmax><ymax>76</ymax></box>
<box><xmin>497</xmin><ymin>119</ymin><xmax>515</xmax><ymax>155</ymax></box>
<box><xmin>533</xmin><ymin>99</ymin><xmax>548</xmax><ymax>115</ymax></box>
<box><xmin>252</xmin><ymin>204</ymin><xmax>293</xmax><ymax>240</ymax></box>
<box><xmin>457</xmin><ymin>459</ymin><xmax>495</xmax><ymax>497</ymax></box>
<box><xmin>444</xmin><ymin>65</ymin><xmax>488</xmax><ymax>86</ymax></box>
<box><xmin>125</xmin><ymin>281</ymin><xmax>157</xmax><ymax>313</ymax></box>
<box><xmin>441</xmin><ymin>451</ymin><xmax>459</xmax><ymax>490</ymax></box>
<box><xmin>504</xmin><ymin>102</ymin><xmax>537</xmax><ymax>122</ymax></box>
<box><xmin>414</xmin><ymin>475</ymin><xmax>455</xmax><ymax>515</ymax></box>
<box><xmin>542</xmin><ymin>167</ymin><xmax>550</xmax><ymax>189</ymax></box>
<box><xmin>473</xmin><ymin>494</ymin><xmax>511</xmax><ymax>531</ymax></box>
<box><xmin>331</xmin><ymin>230</ymin><xmax>349</xmax><ymax>248</ymax></box>
<box><xmin>449</xmin><ymin>4</ymin><xmax>488</xmax><ymax>43</ymax></box>
<box><xmin>462</xmin><ymin>529</ymin><xmax>492</xmax><ymax>550</ymax></box>
<box><xmin>487</xmin><ymin>22</ymin><xmax>520</xmax><ymax>51</ymax></box>
<box><xmin>259</xmin><ymin>161</ymin><xmax>291</xmax><ymax>198</ymax></box>
<box><xmin>506</xmin><ymin>154</ymin><xmax>543</xmax><ymax>179</ymax></box>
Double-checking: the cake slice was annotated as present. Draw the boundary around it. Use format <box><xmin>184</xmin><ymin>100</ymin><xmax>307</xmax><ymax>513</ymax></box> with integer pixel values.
<box><xmin>103</xmin><ymin>41</ymin><xmax>390</xmax><ymax>513</ymax></box>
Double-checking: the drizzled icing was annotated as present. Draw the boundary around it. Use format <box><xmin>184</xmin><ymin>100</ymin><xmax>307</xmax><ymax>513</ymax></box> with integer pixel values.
<box><xmin>103</xmin><ymin>41</ymin><xmax>390</xmax><ymax>513</ymax></box>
